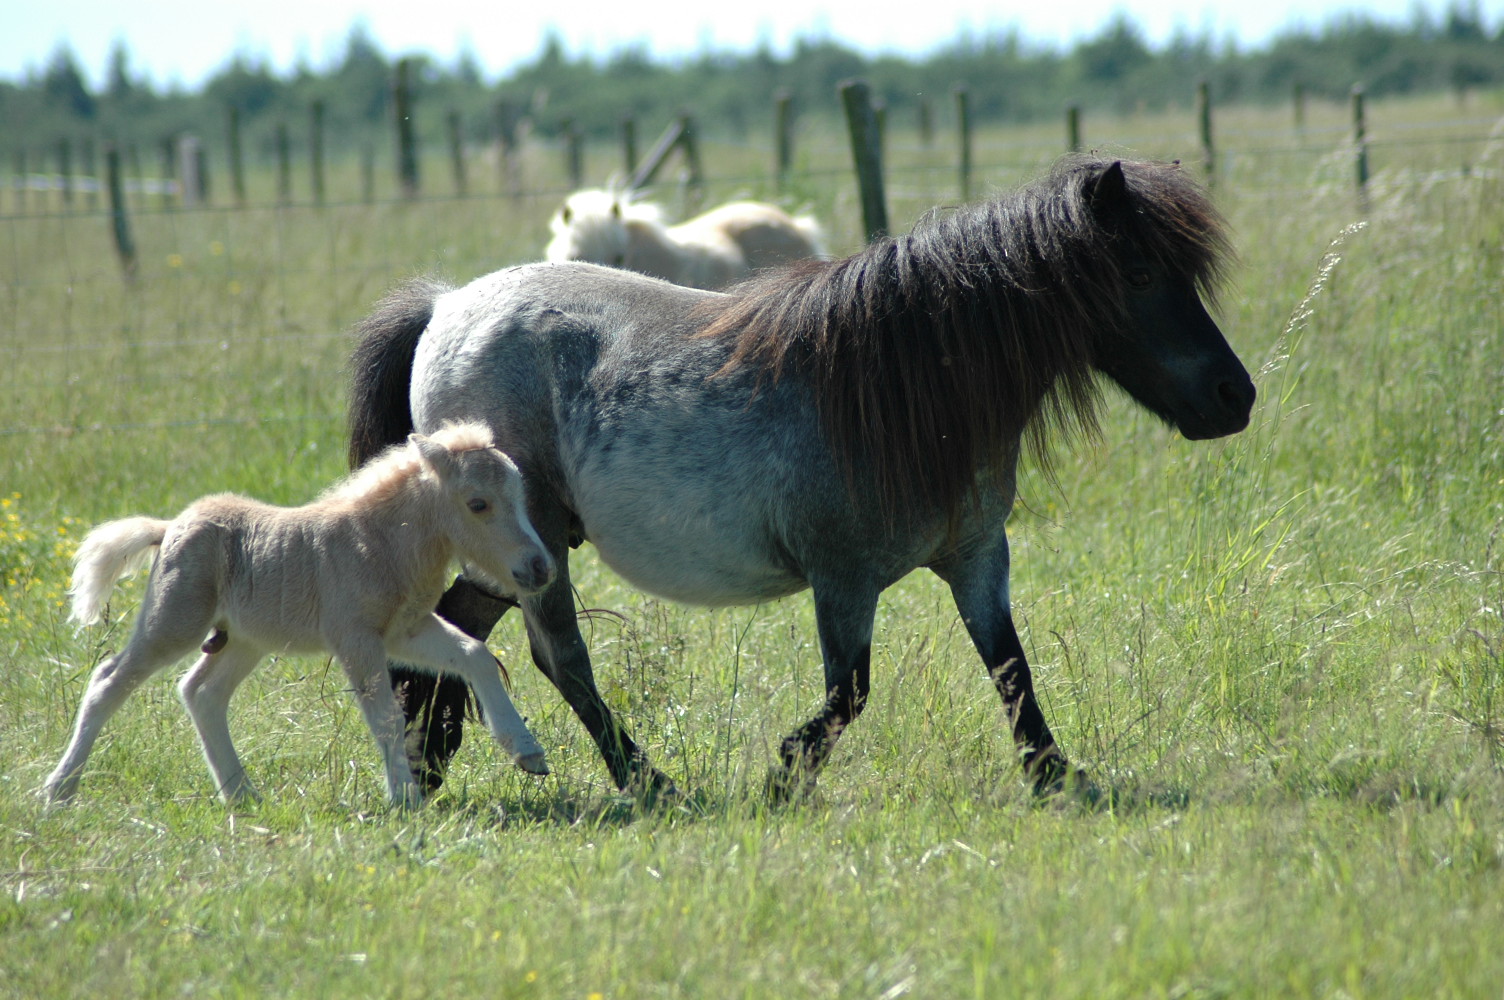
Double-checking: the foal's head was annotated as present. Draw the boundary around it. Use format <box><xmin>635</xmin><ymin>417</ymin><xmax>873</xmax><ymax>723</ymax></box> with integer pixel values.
<box><xmin>546</xmin><ymin>189</ymin><xmax>631</xmax><ymax>268</ymax></box>
<box><xmin>411</xmin><ymin>424</ymin><xmax>555</xmax><ymax>596</ymax></box>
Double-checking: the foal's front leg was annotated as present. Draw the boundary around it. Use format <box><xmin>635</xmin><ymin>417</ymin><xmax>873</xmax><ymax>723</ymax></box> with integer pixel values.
<box><xmin>389</xmin><ymin>614</ymin><xmax>548</xmax><ymax>775</ymax></box>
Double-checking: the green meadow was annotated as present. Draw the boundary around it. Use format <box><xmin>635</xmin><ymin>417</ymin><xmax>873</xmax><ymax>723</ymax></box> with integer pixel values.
<box><xmin>2</xmin><ymin>92</ymin><xmax>1502</xmax><ymax>997</ymax></box>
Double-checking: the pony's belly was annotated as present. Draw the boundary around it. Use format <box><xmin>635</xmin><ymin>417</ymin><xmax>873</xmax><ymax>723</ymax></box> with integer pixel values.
<box><xmin>583</xmin><ymin>519</ymin><xmax>806</xmax><ymax>607</ymax></box>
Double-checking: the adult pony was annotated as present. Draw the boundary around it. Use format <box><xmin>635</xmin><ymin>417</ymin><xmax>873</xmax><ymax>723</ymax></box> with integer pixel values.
<box><xmin>45</xmin><ymin>423</ymin><xmax>554</xmax><ymax>808</ymax></box>
<box><xmin>349</xmin><ymin>158</ymin><xmax>1255</xmax><ymax>798</ymax></box>
<box><xmin>544</xmin><ymin>188</ymin><xmax>825</xmax><ymax>289</ymax></box>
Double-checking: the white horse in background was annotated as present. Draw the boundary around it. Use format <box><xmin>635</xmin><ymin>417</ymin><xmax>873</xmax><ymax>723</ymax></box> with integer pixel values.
<box><xmin>545</xmin><ymin>188</ymin><xmax>826</xmax><ymax>289</ymax></box>
<box><xmin>44</xmin><ymin>422</ymin><xmax>555</xmax><ymax>809</ymax></box>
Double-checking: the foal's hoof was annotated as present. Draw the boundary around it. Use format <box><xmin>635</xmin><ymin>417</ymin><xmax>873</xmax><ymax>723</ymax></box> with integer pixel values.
<box><xmin>515</xmin><ymin>752</ymin><xmax>550</xmax><ymax>776</ymax></box>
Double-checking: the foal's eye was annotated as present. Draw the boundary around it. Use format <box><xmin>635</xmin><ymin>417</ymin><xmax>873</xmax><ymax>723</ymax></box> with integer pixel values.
<box><xmin>1127</xmin><ymin>269</ymin><xmax>1153</xmax><ymax>289</ymax></box>
<box><xmin>467</xmin><ymin>498</ymin><xmax>491</xmax><ymax>514</ymax></box>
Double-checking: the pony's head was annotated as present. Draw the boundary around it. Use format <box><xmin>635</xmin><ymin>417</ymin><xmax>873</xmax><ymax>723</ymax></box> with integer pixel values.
<box><xmin>1058</xmin><ymin>158</ymin><xmax>1254</xmax><ymax>440</ymax></box>
<box><xmin>411</xmin><ymin>423</ymin><xmax>555</xmax><ymax>596</ymax></box>
<box><xmin>545</xmin><ymin>189</ymin><xmax>632</xmax><ymax>268</ymax></box>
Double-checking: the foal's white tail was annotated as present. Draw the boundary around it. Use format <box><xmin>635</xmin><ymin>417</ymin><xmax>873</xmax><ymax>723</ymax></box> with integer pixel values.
<box><xmin>69</xmin><ymin>517</ymin><xmax>170</xmax><ymax>625</ymax></box>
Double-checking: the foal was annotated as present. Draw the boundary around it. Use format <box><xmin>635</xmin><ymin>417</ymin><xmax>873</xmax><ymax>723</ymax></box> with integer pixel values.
<box><xmin>44</xmin><ymin>423</ymin><xmax>554</xmax><ymax>808</ymax></box>
<box><xmin>545</xmin><ymin>188</ymin><xmax>825</xmax><ymax>289</ymax></box>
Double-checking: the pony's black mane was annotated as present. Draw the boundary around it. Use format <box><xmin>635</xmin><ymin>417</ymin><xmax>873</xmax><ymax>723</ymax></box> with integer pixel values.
<box><xmin>702</xmin><ymin>156</ymin><xmax>1231</xmax><ymax>525</ymax></box>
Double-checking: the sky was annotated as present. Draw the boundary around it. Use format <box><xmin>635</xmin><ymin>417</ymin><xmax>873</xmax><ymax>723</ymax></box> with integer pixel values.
<box><xmin>3</xmin><ymin>0</ymin><xmax>1497</xmax><ymax>91</ymax></box>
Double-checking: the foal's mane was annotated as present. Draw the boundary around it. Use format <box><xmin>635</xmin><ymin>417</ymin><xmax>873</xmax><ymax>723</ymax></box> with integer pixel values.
<box><xmin>332</xmin><ymin>422</ymin><xmax>496</xmax><ymax>506</ymax></box>
<box><xmin>700</xmin><ymin>156</ymin><xmax>1231</xmax><ymax>525</ymax></box>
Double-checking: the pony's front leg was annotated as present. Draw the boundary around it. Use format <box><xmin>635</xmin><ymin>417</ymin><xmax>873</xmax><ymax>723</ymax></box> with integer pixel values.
<box><xmin>936</xmin><ymin>538</ymin><xmax>1074</xmax><ymax>794</ymax></box>
<box><xmin>389</xmin><ymin>614</ymin><xmax>548</xmax><ymax>775</ymax></box>
<box><xmin>388</xmin><ymin>575</ymin><xmax>517</xmax><ymax>791</ymax></box>
<box><xmin>337</xmin><ymin>636</ymin><xmax>425</xmax><ymax>809</ymax></box>
<box><xmin>772</xmin><ymin>579</ymin><xmax>881</xmax><ymax>800</ymax></box>
<box><xmin>522</xmin><ymin>561</ymin><xmax>674</xmax><ymax>799</ymax></box>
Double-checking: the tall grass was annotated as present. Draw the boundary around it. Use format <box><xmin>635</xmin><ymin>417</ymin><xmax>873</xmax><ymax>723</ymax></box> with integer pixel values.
<box><xmin>1</xmin><ymin>93</ymin><xmax>1502</xmax><ymax>998</ymax></box>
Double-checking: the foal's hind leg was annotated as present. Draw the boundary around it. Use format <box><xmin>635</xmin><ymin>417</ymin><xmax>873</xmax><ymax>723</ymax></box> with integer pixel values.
<box><xmin>44</xmin><ymin>612</ymin><xmax>207</xmax><ymax>802</ymax></box>
<box><xmin>179</xmin><ymin>642</ymin><xmax>265</xmax><ymax>804</ymax></box>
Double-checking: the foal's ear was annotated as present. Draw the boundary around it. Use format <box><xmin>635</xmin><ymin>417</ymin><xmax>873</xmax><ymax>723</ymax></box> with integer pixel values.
<box><xmin>1087</xmin><ymin>160</ymin><xmax>1129</xmax><ymax>213</ymax></box>
<box><xmin>409</xmin><ymin>432</ymin><xmax>455</xmax><ymax>479</ymax></box>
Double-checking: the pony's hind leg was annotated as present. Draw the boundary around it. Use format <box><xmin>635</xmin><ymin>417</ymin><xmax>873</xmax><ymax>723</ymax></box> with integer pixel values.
<box><xmin>336</xmin><ymin>635</ymin><xmax>425</xmax><ymax>808</ymax></box>
<box><xmin>179</xmin><ymin>642</ymin><xmax>265</xmax><ymax>804</ymax></box>
<box><xmin>389</xmin><ymin>614</ymin><xmax>548</xmax><ymax>775</ymax></box>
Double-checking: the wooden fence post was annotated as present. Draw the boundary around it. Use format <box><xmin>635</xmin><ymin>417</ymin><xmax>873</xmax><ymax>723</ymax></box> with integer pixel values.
<box><xmin>621</xmin><ymin>115</ymin><xmax>638</xmax><ymax>176</ymax></box>
<box><xmin>104</xmin><ymin>144</ymin><xmax>137</xmax><ymax>278</ymax></box>
<box><xmin>57</xmin><ymin>139</ymin><xmax>74</xmax><ymax>210</ymax></box>
<box><xmin>159</xmin><ymin>137</ymin><xmax>175</xmax><ymax>210</ymax></box>
<box><xmin>1067</xmin><ymin>105</ymin><xmax>1081</xmax><ymax>153</ymax></box>
<box><xmin>310</xmin><ymin>101</ymin><xmax>326</xmax><ymax>205</ymax></box>
<box><xmin>496</xmin><ymin>99</ymin><xmax>522</xmax><ymax>199</ymax></box>
<box><xmin>839</xmin><ymin>79</ymin><xmax>888</xmax><ymax>242</ymax></box>
<box><xmin>12</xmin><ymin>150</ymin><xmax>25</xmax><ymax>213</ymax></box>
<box><xmin>774</xmin><ymin>90</ymin><xmax>794</xmax><ymax>189</ymax></box>
<box><xmin>275</xmin><ymin>123</ymin><xmax>291</xmax><ymax>204</ymax></box>
<box><xmin>361</xmin><ymin>145</ymin><xmax>376</xmax><ymax>204</ymax></box>
<box><xmin>918</xmin><ymin>96</ymin><xmax>934</xmax><ymax>147</ymax></box>
<box><xmin>676</xmin><ymin>113</ymin><xmax>703</xmax><ymax>204</ymax></box>
<box><xmin>1352</xmin><ymin>85</ymin><xmax>1369</xmax><ymax>198</ymax></box>
<box><xmin>954</xmin><ymin>86</ymin><xmax>972</xmax><ymax>203</ymax></box>
<box><xmin>1197</xmin><ymin>80</ymin><xmax>1215</xmax><ymax>185</ymax></box>
<box><xmin>227</xmin><ymin>105</ymin><xmax>247</xmax><ymax>205</ymax></box>
<box><xmin>82</xmin><ymin>139</ymin><xmax>98</xmax><ymax>210</ymax></box>
<box><xmin>1293</xmin><ymin>82</ymin><xmax>1306</xmax><ymax>134</ymax></box>
<box><xmin>448</xmin><ymin>110</ymin><xmax>468</xmax><ymax>196</ymax></box>
<box><xmin>177</xmin><ymin>135</ymin><xmax>202</xmax><ymax>207</ymax></box>
<box><xmin>562</xmin><ymin>120</ymin><xmax>584</xmax><ymax>188</ymax></box>
<box><xmin>393</xmin><ymin>57</ymin><xmax>420</xmax><ymax>199</ymax></box>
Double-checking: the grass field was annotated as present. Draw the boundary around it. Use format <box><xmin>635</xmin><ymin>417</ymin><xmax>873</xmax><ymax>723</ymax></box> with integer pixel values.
<box><xmin>2</xmin><ymin>92</ymin><xmax>1503</xmax><ymax>998</ymax></box>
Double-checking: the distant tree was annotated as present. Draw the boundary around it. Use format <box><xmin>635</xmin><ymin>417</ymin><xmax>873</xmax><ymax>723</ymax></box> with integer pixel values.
<box><xmin>105</xmin><ymin>39</ymin><xmax>138</xmax><ymax>100</ymax></box>
<box><xmin>1077</xmin><ymin>16</ymin><xmax>1153</xmax><ymax>82</ymax></box>
<box><xmin>42</xmin><ymin>44</ymin><xmax>95</xmax><ymax>118</ymax></box>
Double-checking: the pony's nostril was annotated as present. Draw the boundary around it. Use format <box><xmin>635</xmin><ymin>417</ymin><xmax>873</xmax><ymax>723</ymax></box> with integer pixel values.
<box><xmin>1218</xmin><ymin>379</ymin><xmax>1253</xmax><ymax>413</ymax></box>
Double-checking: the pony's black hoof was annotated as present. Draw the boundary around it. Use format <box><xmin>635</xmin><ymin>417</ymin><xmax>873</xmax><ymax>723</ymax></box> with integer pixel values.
<box><xmin>1031</xmin><ymin>763</ymin><xmax>1107</xmax><ymax>807</ymax></box>
<box><xmin>624</xmin><ymin>765</ymin><xmax>679</xmax><ymax>808</ymax></box>
<box><xmin>764</xmin><ymin>766</ymin><xmax>818</xmax><ymax>805</ymax></box>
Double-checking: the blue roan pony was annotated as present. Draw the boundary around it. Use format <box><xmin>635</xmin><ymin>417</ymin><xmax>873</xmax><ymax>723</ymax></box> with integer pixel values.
<box><xmin>347</xmin><ymin>157</ymin><xmax>1256</xmax><ymax>798</ymax></box>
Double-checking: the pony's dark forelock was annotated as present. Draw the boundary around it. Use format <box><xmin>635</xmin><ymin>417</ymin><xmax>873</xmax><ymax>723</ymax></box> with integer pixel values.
<box><xmin>700</xmin><ymin>157</ymin><xmax>1232</xmax><ymax>526</ymax></box>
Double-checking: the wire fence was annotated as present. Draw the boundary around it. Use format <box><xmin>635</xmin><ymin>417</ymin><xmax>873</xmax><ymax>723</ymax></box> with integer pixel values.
<box><xmin>3</xmin><ymin>99</ymin><xmax>1501</xmax><ymax>441</ymax></box>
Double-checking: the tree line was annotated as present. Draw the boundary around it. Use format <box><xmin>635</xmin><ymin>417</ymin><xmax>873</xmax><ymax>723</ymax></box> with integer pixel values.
<box><xmin>3</xmin><ymin>4</ymin><xmax>1501</xmax><ymax>173</ymax></box>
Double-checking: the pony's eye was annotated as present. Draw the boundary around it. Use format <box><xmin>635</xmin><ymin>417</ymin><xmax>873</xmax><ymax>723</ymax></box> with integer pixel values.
<box><xmin>467</xmin><ymin>498</ymin><xmax>491</xmax><ymax>514</ymax></box>
<box><xmin>1127</xmin><ymin>269</ymin><xmax>1153</xmax><ymax>289</ymax></box>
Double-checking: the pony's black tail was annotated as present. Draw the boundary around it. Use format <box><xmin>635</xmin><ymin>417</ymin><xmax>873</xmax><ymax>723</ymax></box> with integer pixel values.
<box><xmin>347</xmin><ymin>277</ymin><xmax>453</xmax><ymax>470</ymax></box>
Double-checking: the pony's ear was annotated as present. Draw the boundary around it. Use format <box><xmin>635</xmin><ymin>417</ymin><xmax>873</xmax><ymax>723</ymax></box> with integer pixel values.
<box><xmin>1087</xmin><ymin>160</ymin><xmax>1129</xmax><ymax>213</ymax></box>
<box><xmin>409</xmin><ymin>432</ymin><xmax>455</xmax><ymax>479</ymax></box>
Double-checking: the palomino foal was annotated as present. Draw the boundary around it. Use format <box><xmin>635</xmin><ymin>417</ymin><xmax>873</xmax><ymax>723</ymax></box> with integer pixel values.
<box><xmin>44</xmin><ymin>423</ymin><xmax>554</xmax><ymax>808</ymax></box>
